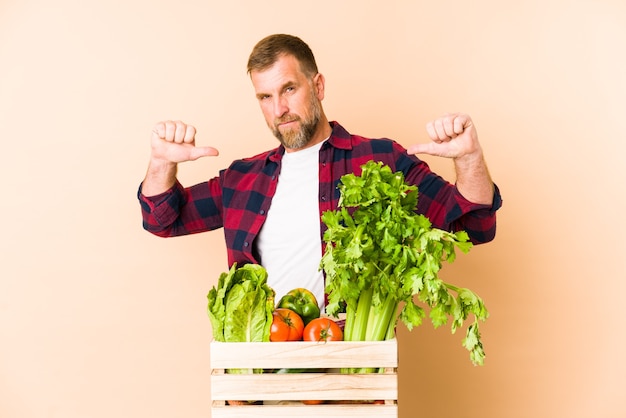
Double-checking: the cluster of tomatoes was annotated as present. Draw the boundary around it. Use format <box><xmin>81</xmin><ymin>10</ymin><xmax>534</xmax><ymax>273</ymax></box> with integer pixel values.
<box><xmin>270</xmin><ymin>288</ymin><xmax>343</xmax><ymax>342</ymax></box>
<box><xmin>270</xmin><ymin>308</ymin><xmax>343</xmax><ymax>342</ymax></box>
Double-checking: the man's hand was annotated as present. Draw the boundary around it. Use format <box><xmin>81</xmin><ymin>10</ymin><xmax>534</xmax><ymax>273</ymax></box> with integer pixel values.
<box><xmin>141</xmin><ymin>120</ymin><xmax>219</xmax><ymax>197</ymax></box>
<box><xmin>407</xmin><ymin>113</ymin><xmax>494</xmax><ymax>205</ymax></box>
<box><xmin>151</xmin><ymin>120</ymin><xmax>219</xmax><ymax>164</ymax></box>
<box><xmin>406</xmin><ymin>113</ymin><xmax>480</xmax><ymax>160</ymax></box>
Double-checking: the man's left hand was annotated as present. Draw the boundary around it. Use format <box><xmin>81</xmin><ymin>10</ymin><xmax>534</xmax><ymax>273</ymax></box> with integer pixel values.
<box><xmin>407</xmin><ymin>113</ymin><xmax>481</xmax><ymax>161</ymax></box>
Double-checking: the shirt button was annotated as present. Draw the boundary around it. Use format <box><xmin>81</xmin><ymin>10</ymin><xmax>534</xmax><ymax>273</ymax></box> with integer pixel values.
<box><xmin>321</xmin><ymin>195</ymin><xmax>327</xmax><ymax>201</ymax></box>
<box><xmin>244</xmin><ymin>242</ymin><xmax>249</xmax><ymax>247</ymax></box>
<box><xmin>260</xmin><ymin>209</ymin><xmax>265</xmax><ymax>215</ymax></box>
<box><xmin>271</xmin><ymin>175</ymin><xmax>276</xmax><ymax>180</ymax></box>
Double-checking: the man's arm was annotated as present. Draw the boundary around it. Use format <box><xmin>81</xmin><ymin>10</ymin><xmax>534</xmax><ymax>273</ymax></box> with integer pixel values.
<box><xmin>141</xmin><ymin>120</ymin><xmax>219</xmax><ymax>197</ymax></box>
<box><xmin>407</xmin><ymin>113</ymin><xmax>494</xmax><ymax>205</ymax></box>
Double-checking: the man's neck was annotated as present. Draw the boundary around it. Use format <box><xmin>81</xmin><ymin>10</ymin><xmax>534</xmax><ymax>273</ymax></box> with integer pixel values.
<box><xmin>286</xmin><ymin>118</ymin><xmax>331</xmax><ymax>153</ymax></box>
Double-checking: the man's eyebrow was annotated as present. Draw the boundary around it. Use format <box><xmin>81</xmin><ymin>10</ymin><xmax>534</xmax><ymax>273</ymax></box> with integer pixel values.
<box><xmin>255</xmin><ymin>80</ymin><xmax>298</xmax><ymax>99</ymax></box>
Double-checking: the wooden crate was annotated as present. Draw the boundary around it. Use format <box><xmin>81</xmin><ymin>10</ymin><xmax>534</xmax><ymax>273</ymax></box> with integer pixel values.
<box><xmin>210</xmin><ymin>338</ymin><xmax>398</xmax><ymax>417</ymax></box>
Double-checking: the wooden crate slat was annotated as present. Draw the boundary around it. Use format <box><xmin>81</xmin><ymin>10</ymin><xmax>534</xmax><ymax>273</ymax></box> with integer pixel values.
<box><xmin>211</xmin><ymin>372</ymin><xmax>397</xmax><ymax>401</ymax></box>
<box><xmin>210</xmin><ymin>338</ymin><xmax>398</xmax><ymax>369</ymax></box>
<box><xmin>210</xmin><ymin>402</ymin><xmax>398</xmax><ymax>418</ymax></box>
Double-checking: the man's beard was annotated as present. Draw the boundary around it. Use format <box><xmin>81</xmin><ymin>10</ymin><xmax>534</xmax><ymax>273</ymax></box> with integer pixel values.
<box><xmin>271</xmin><ymin>95</ymin><xmax>322</xmax><ymax>150</ymax></box>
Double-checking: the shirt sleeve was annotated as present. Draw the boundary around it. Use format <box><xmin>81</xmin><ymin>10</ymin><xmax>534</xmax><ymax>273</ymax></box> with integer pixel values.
<box><xmin>137</xmin><ymin>181</ymin><xmax>187</xmax><ymax>237</ymax></box>
<box><xmin>137</xmin><ymin>178</ymin><xmax>224</xmax><ymax>237</ymax></box>
<box><xmin>447</xmin><ymin>183</ymin><xmax>502</xmax><ymax>244</ymax></box>
<box><xmin>397</xmin><ymin>148</ymin><xmax>502</xmax><ymax>245</ymax></box>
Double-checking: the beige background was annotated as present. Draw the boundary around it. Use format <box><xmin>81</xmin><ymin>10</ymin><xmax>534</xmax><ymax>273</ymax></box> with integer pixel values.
<box><xmin>1</xmin><ymin>0</ymin><xmax>625</xmax><ymax>417</ymax></box>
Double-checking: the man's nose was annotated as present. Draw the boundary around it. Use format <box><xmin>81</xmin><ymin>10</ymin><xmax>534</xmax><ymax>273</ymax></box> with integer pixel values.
<box><xmin>273</xmin><ymin>97</ymin><xmax>288</xmax><ymax>117</ymax></box>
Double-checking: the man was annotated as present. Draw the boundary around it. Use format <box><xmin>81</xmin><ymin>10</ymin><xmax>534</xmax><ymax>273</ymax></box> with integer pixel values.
<box><xmin>138</xmin><ymin>34</ymin><xmax>502</xmax><ymax>307</ymax></box>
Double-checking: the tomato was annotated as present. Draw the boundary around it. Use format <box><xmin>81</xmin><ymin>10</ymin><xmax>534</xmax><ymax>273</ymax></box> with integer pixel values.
<box><xmin>270</xmin><ymin>308</ymin><xmax>304</xmax><ymax>341</ymax></box>
<box><xmin>302</xmin><ymin>317</ymin><xmax>343</xmax><ymax>342</ymax></box>
<box><xmin>301</xmin><ymin>399</ymin><xmax>325</xmax><ymax>405</ymax></box>
<box><xmin>270</xmin><ymin>317</ymin><xmax>290</xmax><ymax>342</ymax></box>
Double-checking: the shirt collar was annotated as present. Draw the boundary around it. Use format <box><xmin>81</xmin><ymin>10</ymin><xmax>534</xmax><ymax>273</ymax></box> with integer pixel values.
<box><xmin>326</xmin><ymin>121</ymin><xmax>353</xmax><ymax>150</ymax></box>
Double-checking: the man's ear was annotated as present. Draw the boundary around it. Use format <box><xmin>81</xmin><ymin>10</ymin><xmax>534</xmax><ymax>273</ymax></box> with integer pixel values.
<box><xmin>313</xmin><ymin>73</ymin><xmax>325</xmax><ymax>100</ymax></box>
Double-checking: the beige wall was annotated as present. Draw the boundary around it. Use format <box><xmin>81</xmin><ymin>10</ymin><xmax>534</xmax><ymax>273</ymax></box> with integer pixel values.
<box><xmin>2</xmin><ymin>0</ymin><xmax>625</xmax><ymax>417</ymax></box>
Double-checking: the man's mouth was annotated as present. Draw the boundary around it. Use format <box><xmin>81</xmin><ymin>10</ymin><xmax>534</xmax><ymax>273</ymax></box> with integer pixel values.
<box><xmin>276</xmin><ymin>117</ymin><xmax>299</xmax><ymax>128</ymax></box>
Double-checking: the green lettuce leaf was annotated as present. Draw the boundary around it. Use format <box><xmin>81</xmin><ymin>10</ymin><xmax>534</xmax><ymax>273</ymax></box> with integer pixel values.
<box><xmin>207</xmin><ymin>263</ymin><xmax>275</xmax><ymax>343</ymax></box>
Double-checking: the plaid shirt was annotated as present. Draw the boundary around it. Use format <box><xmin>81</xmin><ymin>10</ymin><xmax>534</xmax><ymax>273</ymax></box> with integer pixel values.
<box><xmin>138</xmin><ymin>121</ymin><xmax>502</xmax><ymax>267</ymax></box>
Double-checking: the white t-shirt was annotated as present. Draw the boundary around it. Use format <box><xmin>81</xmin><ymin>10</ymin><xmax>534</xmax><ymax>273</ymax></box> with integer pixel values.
<box><xmin>255</xmin><ymin>140</ymin><xmax>325</xmax><ymax>309</ymax></box>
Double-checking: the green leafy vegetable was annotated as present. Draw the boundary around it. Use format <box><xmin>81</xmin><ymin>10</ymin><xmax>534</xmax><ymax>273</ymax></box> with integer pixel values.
<box><xmin>207</xmin><ymin>263</ymin><xmax>275</xmax><ymax>374</ymax></box>
<box><xmin>321</xmin><ymin>161</ymin><xmax>489</xmax><ymax>366</ymax></box>
<box><xmin>207</xmin><ymin>262</ymin><xmax>275</xmax><ymax>343</ymax></box>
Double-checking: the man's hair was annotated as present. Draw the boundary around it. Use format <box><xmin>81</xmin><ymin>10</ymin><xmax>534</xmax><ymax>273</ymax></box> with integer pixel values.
<box><xmin>247</xmin><ymin>34</ymin><xmax>318</xmax><ymax>77</ymax></box>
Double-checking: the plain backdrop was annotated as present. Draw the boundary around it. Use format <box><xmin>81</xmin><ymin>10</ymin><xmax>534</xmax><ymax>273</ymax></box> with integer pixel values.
<box><xmin>1</xmin><ymin>0</ymin><xmax>625</xmax><ymax>417</ymax></box>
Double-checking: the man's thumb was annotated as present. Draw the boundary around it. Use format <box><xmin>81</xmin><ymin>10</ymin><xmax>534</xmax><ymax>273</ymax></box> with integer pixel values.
<box><xmin>406</xmin><ymin>143</ymin><xmax>433</xmax><ymax>155</ymax></box>
<box><xmin>189</xmin><ymin>146</ymin><xmax>219</xmax><ymax>161</ymax></box>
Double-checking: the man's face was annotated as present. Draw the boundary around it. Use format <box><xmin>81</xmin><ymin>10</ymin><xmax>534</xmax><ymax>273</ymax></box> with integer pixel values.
<box><xmin>250</xmin><ymin>54</ymin><xmax>324</xmax><ymax>150</ymax></box>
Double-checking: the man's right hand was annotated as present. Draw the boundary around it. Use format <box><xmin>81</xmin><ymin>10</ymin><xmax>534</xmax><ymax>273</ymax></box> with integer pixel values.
<box><xmin>151</xmin><ymin>120</ymin><xmax>219</xmax><ymax>164</ymax></box>
<box><xmin>141</xmin><ymin>120</ymin><xmax>219</xmax><ymax>197</ymax></box>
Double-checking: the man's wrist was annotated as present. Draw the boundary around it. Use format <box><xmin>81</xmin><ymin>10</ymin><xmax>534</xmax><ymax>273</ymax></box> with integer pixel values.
<box><xmin>142</xmin><ymin>159</ymin><xmax>178</xmax><ymax>197</ymax></box>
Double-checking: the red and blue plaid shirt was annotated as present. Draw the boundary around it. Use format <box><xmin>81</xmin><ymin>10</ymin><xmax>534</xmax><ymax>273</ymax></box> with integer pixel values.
<box><xmin>138</xmin><ymin>121</ymin><xmax>502</xmax><ymax>268</ymax></box>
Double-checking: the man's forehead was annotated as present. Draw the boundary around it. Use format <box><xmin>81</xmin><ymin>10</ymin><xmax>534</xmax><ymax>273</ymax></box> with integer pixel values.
<box><xmin>250</xmin><ymin>55</ymin><xmax>305</xmax><ymax>89</ymax></box>
<box><xmin>251</xmin><ymin>54</ymin><xmax>302</xmax><ymax>75</ymax></box>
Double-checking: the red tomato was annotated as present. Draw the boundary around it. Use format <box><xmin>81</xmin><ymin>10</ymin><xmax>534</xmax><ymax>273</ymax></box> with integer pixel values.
<box><xmin>270</xmin><ymin>308</ymin><xmax>304</xmax><ymax>341</ymax></box>
<box><xmin>303</xmin><ymin>317</ymin><xmax>343</xmax><ymax>342</ymax></box>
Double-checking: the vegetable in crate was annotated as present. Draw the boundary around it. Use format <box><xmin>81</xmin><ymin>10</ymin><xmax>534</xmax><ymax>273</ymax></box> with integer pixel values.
<box><xmin>207</xmin><ymin>263</ymin><xmax>275</xmax><ymax>343</ymax></box>
<box><xmin>321</xmin><ymin>161</ymin><xmax>489</xmax><ymax>366</ymax></box>
<box><xmin>303</xmin><ymin>317</ymin><xmax>343</xmax><ymax>342</ymax></box>
<box><xmin>276</xmin><ymin>288</ymin><xmax>321</xmax><ymax>325</ymax></box>
<box><xmin>270</xmin><ymin>308</ymin><xmax>304</xmax><ymax>341</ymax></box>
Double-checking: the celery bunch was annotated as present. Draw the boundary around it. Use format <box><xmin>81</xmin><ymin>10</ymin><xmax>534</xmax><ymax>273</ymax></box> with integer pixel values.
<box><xmin>321</xmin><ymin>161</ymin><xmax>488</xmax><ymax>366</ymax></box>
